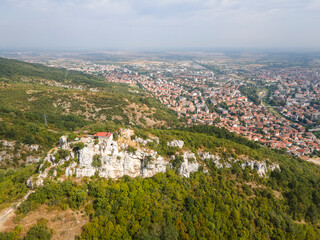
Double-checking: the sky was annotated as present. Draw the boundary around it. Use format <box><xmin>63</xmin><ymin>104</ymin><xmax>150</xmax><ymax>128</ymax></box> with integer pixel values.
<box><xmin>0</xmin><ymin>0</ymin><xmax>320</xmax><ymax>50</ymax></box>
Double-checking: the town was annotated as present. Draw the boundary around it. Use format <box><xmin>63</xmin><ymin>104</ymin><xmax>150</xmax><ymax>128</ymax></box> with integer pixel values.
<box><xmin>29</xmin><ymin>55</ymin><xmax>320</xmax><ymax>157</ymax></box>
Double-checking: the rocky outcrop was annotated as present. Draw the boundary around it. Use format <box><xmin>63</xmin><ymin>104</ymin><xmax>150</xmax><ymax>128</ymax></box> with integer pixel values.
<box><xmin>135</xmin><ymin>137</ymin><xmax>153</xmax><ymax>145</ymax></box>
<box><xmin>26</xmin><ymin>177</ymin><xmax>34</xmax><ymax>189</ymax></box>
<box><xmin>167</xmin><ymin>140</ymin><xmax>184</xmax><ymax>149</ymax></box>
<box><xmin>65</xmin><ymin>139</ymin><xmax>168</xmax><ymax>179</ymax></box>
<box><xmin>178</xmin><ymin>152</ymin><xmax>200</xmax><ymax>177</ymax></box>
<box><xmin>26</xmin><ymin>176</ymin><xmax>45</xmax><ymax>189</ymax></box>
<box><xmin>200</xmin><ymin>152</ymin><xmax>223</xmax><ymax>168</ymax></box>
<box><xmin>59</xmin><ymin>136</ymin><xmax>68</xmax><ymax>149</ymax></box>
<box><xmin>0</xmin><ymin>140</ymin><xmax>41</xmax><ymax>165</ymax></box>
<box><xmin>241</xmin><ymin>160</ymin><xmax>280</xmax><ymax>177</ymax></box>
<box><xmin>200</xmin><ymin>152</ymin><xmax>280</xmax><ymax>176</ymax></box>
<box><xmin>35</xmin><ymin>134</ymin><xmax>281</xmax><ymax>186</ymax></box>
<box><xmin>26</xmin><ymin>156</ymin><xmax>41</xmax><ymax>164</ymax></box>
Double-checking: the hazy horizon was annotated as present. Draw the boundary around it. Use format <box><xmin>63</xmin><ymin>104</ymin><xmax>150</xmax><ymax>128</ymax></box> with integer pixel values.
<box><xmin>1</xmin><ymin>0</ymin><xmax>320</xmax><ymax>50</ymax></box>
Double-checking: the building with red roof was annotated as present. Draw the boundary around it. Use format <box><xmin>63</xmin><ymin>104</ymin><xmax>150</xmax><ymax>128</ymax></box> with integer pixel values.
<box><xmin>94</xmin><ymin>132</ymin><xmax>113</xmax><ymax>140</ymax></box>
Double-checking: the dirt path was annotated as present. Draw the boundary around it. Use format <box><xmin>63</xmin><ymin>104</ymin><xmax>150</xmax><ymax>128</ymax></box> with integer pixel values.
<box><xmin>0</xmin><ymin>191</ymin><xmax>33</xmax><ymax>231</ymax></box>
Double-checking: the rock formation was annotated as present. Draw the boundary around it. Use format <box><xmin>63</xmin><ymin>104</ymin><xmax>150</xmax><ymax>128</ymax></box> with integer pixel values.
<box><xmin>33</xmin><ymin>132</ymin><xmax>281</xmax><ymax>187</ymax></box>
<box><xmin>167</xmin><ymin>140</ymin><xmax>184</xmax><ymax>148</ymax></box>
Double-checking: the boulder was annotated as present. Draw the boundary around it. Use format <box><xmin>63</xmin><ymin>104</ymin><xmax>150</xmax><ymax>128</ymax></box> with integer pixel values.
<box><xmin>59</xmin><ymin>136</ymin><xmax>67</xmax><ymax>148</ymax></box>
<box><xmin>26</xmin><ymin>177</ymin><xmax>33</xmax><ymax>189</ymax></box>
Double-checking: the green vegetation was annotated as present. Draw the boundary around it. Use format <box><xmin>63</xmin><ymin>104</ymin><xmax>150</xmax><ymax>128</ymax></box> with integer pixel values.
<box><xmin>0</xmin><ymin>165</ymin><xmax>36</xmax><ymax>210</ymax></box>
<box><xmin>67</xmin><ymin>133</ymin><xmax>77</xmax><ymax>142</ymax></box>
<box><xmin>57</xmin><ymin>149</ymin><xmax>69</xmax><ymax>159</ymax></box>
<box><xmin>0</xmin><ymin>226</ymin><xmax>22</xmax><ymax>240</ymax></box>
<box><xmin>5</xmin><ymin>124</ymin><xmax>318</xmax><ymax>239</ymax></box>
<box><xmin>239</xmin><ymin>84</ymin><xmax>260</xmax><ymax>105</ymax></box>
<box><xmin>25</xmin><ymin>219</ymin><xmax>53</xmax><ymax>240</ymax></box>
<box><xmin>127</xmin><ymin>146</ymin><xmax>137</xmax><ymax>154</ymax></box>
<box><xmin>92</xmin><ymin>154</ymin><xmax>102</xmax><ymax>168</ymax></box>
<box><xmin>0</xmin><ymin>219</ymin><xmax>53</xmax><ymax>240</ymax></box>
<box><xmin>12</xmin><ymin>158</ymin><xmax>320</xmax><ymax>239</ymax></box>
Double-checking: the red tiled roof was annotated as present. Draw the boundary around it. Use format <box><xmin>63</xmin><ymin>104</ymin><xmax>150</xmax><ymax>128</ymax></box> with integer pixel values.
<box><xmin>94</xmin><ymin>132</ymin><xmax>112</xmax><ymax>137</ymax></box>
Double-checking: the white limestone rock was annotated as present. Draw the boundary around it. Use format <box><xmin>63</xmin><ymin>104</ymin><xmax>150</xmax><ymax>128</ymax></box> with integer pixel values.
<box><xmin>26</xmin><ymin>156</ymin><xmax>41</xmax><ymax>164</ymax></box>
<box><xmin>241</xmin><ymin>160</ymin><xmax>280</xmax><ymax>177</ymax></box>
<box><xmin>141</xmin><ymin>152</ymin><xmax>168</xmax><ymax>178</ymax></box>
<box><xmin>178</xmin><ymin>152</ymin><xmax>200</xmax><ymax>177</ymax></box>
<box><xmin>49</xmin><ymin>154</ymin><xmax>55</xmax><ymax>163</ymax></box>
<box><xmin>65</xmin><ymin>162</ymin><xmax>77</xmax><ymax>177</ymax></box>
<box><xmin>59</xmin><ymin>136</ymin><xmax>68</xmax><ymax>148</ymax></box>
<box><xmin>30</xmin><ymin>145</ymin><xmax>40</xmax><ymax>151</ymax></box>
<box><xmin>167</xmin><ymin>140</ymin><xmax>184</xmax><ymax>149</ymax></box>
<box><xmin>74</xmin><ymin>137</ymin><xmax>170</xmax><ymax>179</ymax></box>
<box><xmin>200</xmin><ymin>152</ymin><xmax>223</xmax><ymax>168</ymax></box>
<box><xmin>135</xmin><ymin>137</ymin><xmax>153</xmax><ymax>145</ymax></box>
<box><xmin>269</xmin><ymin>163</ymin><xmax>280</xmax><ymax>171</ymax></box>
<box><xmin>26</xmin><ymin>177</ymin><xmax>33</xmax><ymax>189</ymax></box>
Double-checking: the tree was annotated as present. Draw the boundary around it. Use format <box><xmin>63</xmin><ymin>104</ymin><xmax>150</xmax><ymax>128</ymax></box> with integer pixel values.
<box><xmin>306</xmin><ymin>204</ymin><xmax>319</xmax><ymax>224</ymax></box>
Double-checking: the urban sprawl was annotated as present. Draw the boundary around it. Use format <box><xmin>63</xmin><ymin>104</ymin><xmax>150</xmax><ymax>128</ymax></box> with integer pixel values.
<box><xmin>43</xmin><ymin>59</ymin><xmax>320</xmax><ymax>157</ymax></box>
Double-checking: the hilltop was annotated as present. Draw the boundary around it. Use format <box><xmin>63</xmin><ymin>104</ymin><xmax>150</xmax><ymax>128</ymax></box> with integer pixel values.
<box><xmin>1</xmin><ymin>126</ymin><xmax>320</xmax><ymax>239</ymax></box>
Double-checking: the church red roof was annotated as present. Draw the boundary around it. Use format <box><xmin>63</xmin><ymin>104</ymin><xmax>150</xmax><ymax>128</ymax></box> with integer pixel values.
<box><xmin>94</xmin><ymin>132</ymin><xmax>112</xmax><ymax>137</ymax></box>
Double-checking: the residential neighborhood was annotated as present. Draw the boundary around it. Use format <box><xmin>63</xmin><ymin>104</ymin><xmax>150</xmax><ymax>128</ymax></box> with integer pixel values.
<box><xmin>33</xmin><ymin>58</ymin><xmax>320</xmax><ymax>157</ymax></box>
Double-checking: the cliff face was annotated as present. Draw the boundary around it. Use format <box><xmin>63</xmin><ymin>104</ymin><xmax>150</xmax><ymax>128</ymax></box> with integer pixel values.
<box><xmin>35</xmin><ymin>131</ymin><xmax>280</xmax><ymax>187</ymax></box>
<box><xmin>64</xmin><ymin>138</ymin><xmax>170</xmax><ymax>179</ymax></box>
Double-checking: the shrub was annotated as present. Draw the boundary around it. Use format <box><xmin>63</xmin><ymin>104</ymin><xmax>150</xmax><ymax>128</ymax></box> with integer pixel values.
<box><xmin>58</xmin><ymin>149</ymin><xmax>69</xmax><ymax>159</ymax></box>
<box><xmin>92</xmin><ymin>154</ymin><xmax>102</xmax><ymax>168</ymax></box>
<box><xmin>127</xmin><ymin>146</ymin><xmax>137</xmax><ymax>154</ymax></box>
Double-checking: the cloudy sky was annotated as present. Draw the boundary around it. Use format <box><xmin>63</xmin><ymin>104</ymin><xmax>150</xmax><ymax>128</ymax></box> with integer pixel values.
<box><xmin>0</xmin><ymin>0</ymin><xmax>320</xmax><ymax>50</ymax></box>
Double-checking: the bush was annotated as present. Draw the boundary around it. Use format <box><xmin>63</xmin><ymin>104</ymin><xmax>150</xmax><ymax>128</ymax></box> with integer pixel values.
<box><xmin>73</xmin><ymin>142</ymin><xmax>85</xmax><ymax>152</ymax></box>
<box><xmin>92</xmin><ymin>154</ymin><xmax>102</xmax><ymax>168</ymax></box>
<box><xmin>127</xmin><ymin>146</ymin><xmax>137</xmax><ymax>154</ymax></box>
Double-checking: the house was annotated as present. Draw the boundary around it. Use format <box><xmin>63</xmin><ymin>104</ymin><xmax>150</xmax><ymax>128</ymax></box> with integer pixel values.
<box><xmin>94</xmin><ymin>132</ymin><xmax>113</xmax><ymax>140</ymax></box>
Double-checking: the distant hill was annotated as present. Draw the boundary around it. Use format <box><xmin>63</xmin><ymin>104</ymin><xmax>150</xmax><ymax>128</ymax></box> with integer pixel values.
<box><xmin>0</xmin><ymin>57</ymin><xmax>108</xmax><ymax>88</ymax></box>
